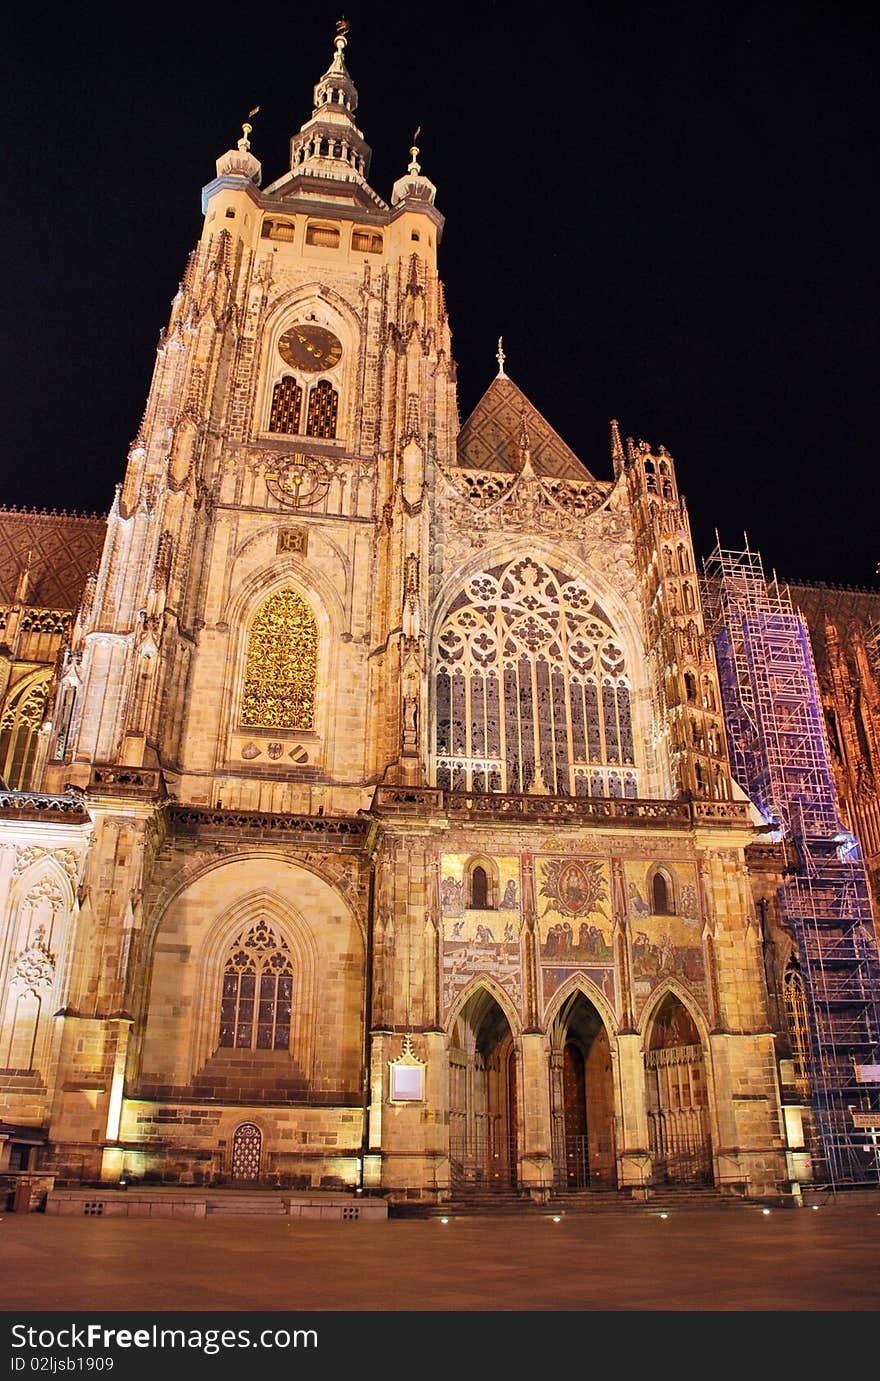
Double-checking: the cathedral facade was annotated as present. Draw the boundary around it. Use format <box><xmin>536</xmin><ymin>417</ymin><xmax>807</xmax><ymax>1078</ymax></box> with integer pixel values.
<box><xmin>1</xmin><ymin>28</ymin><xmax>877</xmax><ymax>1204</ymax></box>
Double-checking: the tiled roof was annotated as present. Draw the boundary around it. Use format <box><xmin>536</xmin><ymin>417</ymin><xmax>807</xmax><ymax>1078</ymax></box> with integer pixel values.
<box><xmin>0</xmin><ymin>508</ymin><xmax>107</xmax><ymax>610</ymax></box>
<box><xmin>457</xmin><ymin>375</ymin><xmax>595</xmax><ymax>481</ymax></box>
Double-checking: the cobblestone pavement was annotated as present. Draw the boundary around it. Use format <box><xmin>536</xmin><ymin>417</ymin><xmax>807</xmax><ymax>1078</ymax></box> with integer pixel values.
<box><xmin>2</xmin><ymin>1199</ymin><xmax>879</xmax><ymax>1312</ymax></box>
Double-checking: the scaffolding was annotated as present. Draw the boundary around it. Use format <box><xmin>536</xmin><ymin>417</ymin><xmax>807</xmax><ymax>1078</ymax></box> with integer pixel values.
<box><xmin>704</xmin><ymin>540</ymin><xmax>880</xmax><ymax>1186</ymax></box>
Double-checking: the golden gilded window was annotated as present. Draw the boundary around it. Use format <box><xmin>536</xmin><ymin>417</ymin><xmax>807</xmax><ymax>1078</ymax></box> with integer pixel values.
<box><xmin>306</xmin><ymin>380</ymin><xmax>338</xmax><ymax>439</ymax></box>
<box><xmin>241</xmin><ymin>589</ymin><xmax>318</xmax><ymax>730</ymax></box>
<box><xmin>269</xmin><ymin>376</ymin><xmax>303</xmax><ymax>434</ymax></box>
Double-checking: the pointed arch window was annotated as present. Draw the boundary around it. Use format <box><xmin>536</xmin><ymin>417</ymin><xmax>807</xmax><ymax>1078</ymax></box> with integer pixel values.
<box><xmin>784</xmin><ymin>961</ymin><xmax>810</xmax><ymax>1085</ymax></box>
<box><xmin>219</xmin><ymin>919</ymin><xmax>293</xmax><ymax>1051</ymax></box>
<box><xmin>306</xmin><ymin>380</ymin><xmax>338</xmax><ymax>439</ymax></box>
<box><xmin>241</xmin><ymin>589</ymin><xmax>318</xmax><ymax>730</ymax></box>
<box><xmin>651</xmin><ymin>870</ymin><xmax>672</xmax><ymax>915</ymax></box>
<box><xmin>434</xmin><ymin>557</ymin><xmax>638</xmax><ymax>797</ymax></box>
<box><xmin>269</xmin><ymin>377</ymin><xmax>303</xmax><ymax>434</ymax></box>
<box><xmin>0</xmin><ymin>673</ymin><xmax>50</xmax><ymax>790</ymax></box>
<box><xmin>471</xmin><ymin>866</ymin><xmax>488</xmax><ymax>909</ymax></box>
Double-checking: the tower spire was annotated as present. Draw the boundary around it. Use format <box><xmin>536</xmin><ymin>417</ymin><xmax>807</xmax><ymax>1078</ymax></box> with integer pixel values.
<box><xmin>610</xmin><ymin>418</ymin><xmax>625</xmax><ymax>476</ymax></box>
<box><xmin>281</xmin><ymin>20</ymin><xmax>374</xmax><ymax>189</ymax></box>
<box><xmin>408</xmin><ymin>127</ymin><xmax>422</xmax><ymax>175</ymax></box>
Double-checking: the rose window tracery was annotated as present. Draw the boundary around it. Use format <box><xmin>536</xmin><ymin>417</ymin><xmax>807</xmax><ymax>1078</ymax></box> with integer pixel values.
<box><xmin>434</xmin><ymin>557</ymin><xmax>638</xmax><ymax>796</ymax></box>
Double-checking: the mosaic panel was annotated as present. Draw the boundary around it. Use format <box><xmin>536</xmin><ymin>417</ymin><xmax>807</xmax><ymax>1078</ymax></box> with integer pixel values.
<box><xmin>535</xmin><ymin>854</ymin><xmax>616</xmax><ymax>1006</ymax></box>
<box><xmin>439</xmin><ymin>852</ymin><xmax>521</xmax><ymax>1016</ymax></box>
<box><xmin>624</xmin><ymin>860</ymin><xmax>706</xmax><ymax>1014</ymax></box>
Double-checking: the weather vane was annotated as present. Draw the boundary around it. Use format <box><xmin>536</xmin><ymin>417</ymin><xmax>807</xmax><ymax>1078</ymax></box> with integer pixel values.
<box><xmin>409</xmin><ymin>126</ymin><xmax>422</xmax><ymax>174</ymax></box>
<box><xmin>239</xmin><ymin>106</ymin><xmax>260</xmax><ymax>152</ymax></box>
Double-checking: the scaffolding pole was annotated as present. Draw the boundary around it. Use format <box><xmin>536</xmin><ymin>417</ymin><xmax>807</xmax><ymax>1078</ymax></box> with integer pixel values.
<box><xmin>704</xmin><ymin>540</ymin><xmax>880</xmax><ymax>1186</ymax></box>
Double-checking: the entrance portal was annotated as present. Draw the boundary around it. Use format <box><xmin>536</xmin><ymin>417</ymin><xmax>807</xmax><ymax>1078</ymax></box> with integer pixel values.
<box><xmin>645</xmin><ymin>993</ymin><xmax>712</xmax><ymax>1184</ymax></box>
<box><xmin>448</xmin><ymin>989</ymin><xmax>517</xmax><ymax>1192</ymax></box>
<box><xmin>550</xmin><ymin>992</ymin><xmax>616</xmax><ymax>1189</ymax></box>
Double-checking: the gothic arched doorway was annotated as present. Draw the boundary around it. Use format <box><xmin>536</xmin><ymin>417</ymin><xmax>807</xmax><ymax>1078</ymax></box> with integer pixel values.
<box><xmin>550</xmin><ymin>992</ymin><xmax>617</xmax><ymax>1189</ymax></box>
<box><xmin>645</xmin><ymin>992</ymin><xmax>712</xmax><ymax>1184</ymax></box>
<box><xmin>448</xmin><ymin>989</ymin><xmax>518</xmax><ymax>1192</ymax></box>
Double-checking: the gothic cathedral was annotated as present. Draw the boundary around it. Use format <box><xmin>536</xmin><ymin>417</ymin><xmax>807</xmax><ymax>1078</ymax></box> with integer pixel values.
<box><xmin>2</xmin><ymin>27</ymin><xmax>878</xmax><ymax>1205</ymax></box>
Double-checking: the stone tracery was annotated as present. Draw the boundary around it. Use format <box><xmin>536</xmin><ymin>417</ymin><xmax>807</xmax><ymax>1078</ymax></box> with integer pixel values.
<box><xmin>434</xmin><ymin>556</ymin><xmax>638</xmax><ymax>797</ymax></box>
<box><xmin>241</xmin><ymin>588</ymin><xmax>318</xmax><ymax>730</ymax></box>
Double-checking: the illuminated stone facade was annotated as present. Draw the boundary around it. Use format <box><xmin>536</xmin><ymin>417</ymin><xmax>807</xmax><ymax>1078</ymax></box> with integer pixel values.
<box><xmin>1</xmin><ymin>29</ymin><xmax>877</xmax><ymax>1201</ymax></box>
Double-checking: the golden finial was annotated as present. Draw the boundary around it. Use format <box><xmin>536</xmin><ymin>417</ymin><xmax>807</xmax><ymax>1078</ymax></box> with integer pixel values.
<box><xmin>408</xmin><ymin>126</ymin><xmax>422</xmax><ymax>175</ymax></box>
<box><xmin>496</xmin><ymin>336</ymin><xmax>506</xmax><ymax>377</ymax></box>
<box><xmin>239</xmin><ymin>106</ymin><xmax>259</xmax><ymax>152</ymax></box>
<box><xmin>335</xmin><ymin>16</ymin><xmax>349</xmax><ymax>52</ymax></box>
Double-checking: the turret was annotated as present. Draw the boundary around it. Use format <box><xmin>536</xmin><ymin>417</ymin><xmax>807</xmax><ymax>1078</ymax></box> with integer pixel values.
<box><xmin>623</xmin><ymin>433</ymin><xmax>732</xmax><ymax>801</ymax></box>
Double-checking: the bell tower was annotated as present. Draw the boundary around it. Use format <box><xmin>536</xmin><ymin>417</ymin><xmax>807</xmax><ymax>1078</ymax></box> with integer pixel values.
<box><xmin>45</xmin><ymin>23</ymin><xmax>458</xmax><ymax>810</ymax></box>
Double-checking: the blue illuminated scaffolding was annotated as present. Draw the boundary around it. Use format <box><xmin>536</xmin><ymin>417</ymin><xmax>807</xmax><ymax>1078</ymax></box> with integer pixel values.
<box><xmin>704</xmin><ymin>541</ymin><xmax>880</xmax><ymax>1185</ymax></box>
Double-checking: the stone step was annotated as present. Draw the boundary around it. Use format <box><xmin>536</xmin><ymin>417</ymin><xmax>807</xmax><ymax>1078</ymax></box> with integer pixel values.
<box><xmin>47</xmin><ymin>1188</ymin><xmax>388</xmax><ymax>1221</ymax></box>
<box><xmin>394</xmin><ymin>1185</ymin><xmax>763</xmax><ymax>1218</ymax></box>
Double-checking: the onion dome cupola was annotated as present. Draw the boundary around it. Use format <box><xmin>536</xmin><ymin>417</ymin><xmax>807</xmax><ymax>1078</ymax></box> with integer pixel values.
<box><xmin>391</xmin><ymin>131</ymin><xmax>438</xmax><ymax>210</ymax></box>
<box><xmin>202</xmin><ymin>112</ymin><xmax>262</xmax><ymax>214</ymax></box>
<box><xmin>390</xmin><ymin>129</ymin><xmax>445</xmax><ymax>244</ymax></box>
<box><xmin>214</xmin><ymin>111</ymin><xmax>262</xmax><ymax>186</ymax></box>
<box><xmin>286</xmin><ymin>20</ymin><xmax>375</xmax><ymax>193</ymax></box>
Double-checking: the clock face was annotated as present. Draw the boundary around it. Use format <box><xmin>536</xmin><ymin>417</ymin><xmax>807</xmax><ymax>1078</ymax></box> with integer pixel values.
<box><xmin>265</xmin><ymin>453</ymin><xmax>330</xmax><ymax>508</ymax></box>
<box><xmin>278</xmin><ymin>324</ymin><xmax>343</xmax><ymax>372</ymax></box>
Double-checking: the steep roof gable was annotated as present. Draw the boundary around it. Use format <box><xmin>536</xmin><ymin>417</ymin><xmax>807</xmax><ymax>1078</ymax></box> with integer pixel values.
<box><xmin>456</xmin><ymin>375</ymin><xmax>595</xmax><ymax>482</ymax></box>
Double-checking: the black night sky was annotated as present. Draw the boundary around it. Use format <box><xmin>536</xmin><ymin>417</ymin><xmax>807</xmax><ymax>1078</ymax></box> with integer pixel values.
<box><xmin>3</xmin><ymin>1</ymin><xmax>878</xmax><ymax>587</ymax></box>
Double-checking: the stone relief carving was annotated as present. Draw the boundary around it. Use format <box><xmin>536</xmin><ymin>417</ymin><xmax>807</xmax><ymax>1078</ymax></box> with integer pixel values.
<box><xmin>23</xmin><ymin>874</ymin><xmax>65</xmax><ymax>908</ymax></box>
<box><xmin>11</xmin><ymin>846</ymin><xmax>81</xmax><ymax>884</ymax></box>
<box><xmin>10</xmin><ymin>925</ymin><xmax>56</xmax><ymax>994</ymax></box>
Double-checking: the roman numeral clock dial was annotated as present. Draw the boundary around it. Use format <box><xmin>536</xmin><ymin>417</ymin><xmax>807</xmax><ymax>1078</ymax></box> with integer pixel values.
<box><xmin>278</xmin><ymin>324</ymin><xmax>343</xmax><ymax>371</ymax></box>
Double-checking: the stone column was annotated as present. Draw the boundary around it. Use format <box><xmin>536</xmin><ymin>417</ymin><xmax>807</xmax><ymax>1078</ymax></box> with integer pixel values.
<box><xmin>615</xmin><ymin>1032</ymin><xmax>653</xmax><ymax>1194</ymax></box>
<box><xmin>518</xmin><ymin>1030</ymin><xmax>552</xmax><ymax>1200</ymax></box>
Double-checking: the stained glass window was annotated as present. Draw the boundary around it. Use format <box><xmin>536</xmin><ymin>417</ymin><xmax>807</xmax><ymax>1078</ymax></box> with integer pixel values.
<box><xmin>219</xmin><ymin>919</ymin><xmax>293</xmax><ymax>1051</ymax></box>
<box><xmin>241</xmin><ymin>589</ymin><xmax>318</xmax><ymax>730</ymax></box>
<box><xmin>0</xmin><ymin>674</ymin><xmax>50</xmax><ymax>790</ymax></box>
<box><xmin>433</xmin><ymin>557</ymin><xmax>638</xmax><ymax>796</ymax></box>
